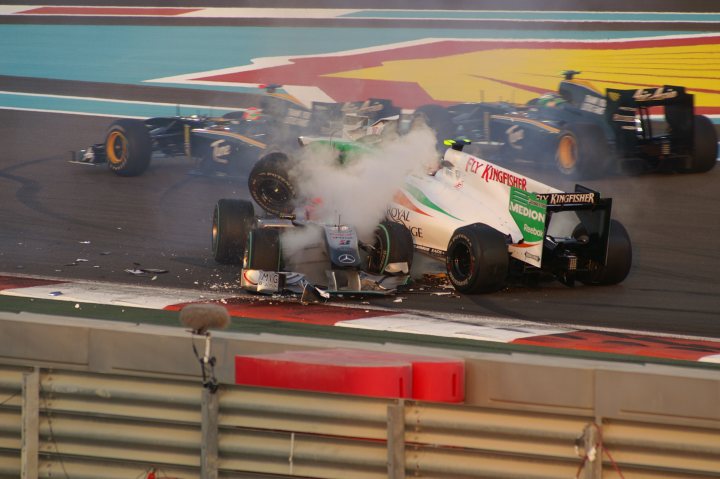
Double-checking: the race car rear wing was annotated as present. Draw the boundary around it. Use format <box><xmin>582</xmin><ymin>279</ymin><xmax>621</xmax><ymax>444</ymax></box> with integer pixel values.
<box><xmin>545</xmin><ymin>184</ymin><xmax>613</xmax><ymax>274</ymax></box>
<box><xmin>605</xmin><ymin>85</ymin><xmax>695</xmax><ymax>147</ymax></box>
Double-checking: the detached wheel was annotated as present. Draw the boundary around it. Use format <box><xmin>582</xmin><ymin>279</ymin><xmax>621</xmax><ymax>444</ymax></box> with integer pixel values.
<box><xmin>248</xmin><ymin>152</ymin><xmax>296</xmax><ymax>215</ymax></box>
<box><xmin>555</xmin><ymin>123</ymin><xmax>612</xmax><ymax>179</ymax></box>
<box><xmin>678</xmin><ymin>115</ymin><xmax>717</xmax><ymax>173</ymax></box>
<box><xmin>445</xmin><ymin>223</ymin><xmax>508</xmax><ymax>294</ymax></box>
<box><xmin>212</xmin><ymin>199</ymin><xmax>255</xmax><ymax>264</ymax></box>
<box><xmin>244</xmin><ymin>228</ymin><xmax>282</xmax><ymax>271</ymax></box>
<box><xmin>579</xmin><ymin>219</ymin><xmax>632</xmax><ymax>286</ymax></box>
<box><xmin>366</xmin><ymin>221</ymin><xmax>414</xmax><ymax>275</ymax></box>
<box><xmin>105</xmin><ymin>119</ymin><xmax>152</xmax><ymax>176</ymax></box>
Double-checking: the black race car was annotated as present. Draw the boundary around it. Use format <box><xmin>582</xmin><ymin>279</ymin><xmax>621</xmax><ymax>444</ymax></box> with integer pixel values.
<box><xmin>414</xmin><ymin>71</ymin><xmax>717</xmax><ymax>178</ymax></box>
<box><xmin>72</xmin><ymin>86</ymin><xmax>401</xmax><ymax>177</ymax></box>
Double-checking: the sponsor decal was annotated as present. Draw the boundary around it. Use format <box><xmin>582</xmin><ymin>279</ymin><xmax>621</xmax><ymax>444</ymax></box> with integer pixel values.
<box><xmin>633</xmin><ymin>87</ymin><xmax>678</xmax><ymax>102</ymax></box>
<box><xmin>386</xmin><ymin>207</ymin><xmax>422</xmax><ymax>237</ymax></box>
<box><xmin>506</xmin><ymin>125</ymin><xmax>524</xmax><ymax>150</ymax></box>
<box><xmin>210</xmin><ymin>139</ymin><xmax>231</xmax><ymax>164</ymax></box>
<box><xmin>257</xmin><ymin>271</ymin><xmax>281</xmax><ymax>292</ymax></box>
<box><xmin>466</xmin><ymin>158</ymin><xmax>528</xmax><ymax>190</ymax></box>
<box><xmin>612</xmin><ymin>113</ymin><xmax>636</xmax><ymax>122</ymax></box>
<box><xmin>509</xmin><ymin>187</ymin><xmax>547</xmax><ymax>243</ymax></box>
<box><xmin>284</xmin><ymin>108</ymin><xmax>312</xmax><ymax>127</ymax></box>
<box><xmin>580</xmin><ymin>95</ymin><xmax>606</xmax><ymax>115</ymax></box>
<box><xmin>387</xmin><ymin>207</ymin><xmax>410</xmax><ymax>224</ymax></box>
<box><xmin>535</xmin><ymin>192</ymin><xmax>597</xmax><ymax>205</ymax></box>
<box><xmin>416</xmin><ymin>244</ymin><xmax>445</xmax><ymax>257</ymax></box>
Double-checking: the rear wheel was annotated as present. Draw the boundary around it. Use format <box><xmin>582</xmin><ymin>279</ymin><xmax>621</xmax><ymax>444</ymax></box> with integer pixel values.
<box><xmin>554</xmin><ymin>123</ymin><xmax>612</xmax><ymax>179</ymax></box>
<box><xmin>578</xmin><ymin>219</ymin><xmax>632</xmax><ymax>286</ymax></box>
<box><xmin>244</xmin><ymin>228</ymin><xmax>282</xmax><ymax>271</ymax></box>
<box><xmin>445</xmin><ymin>223</ymin><xmax>508</xmax><ymax>294</ymax></box>
<box><xmin>248</xmin><ymin>152</ymin><xmax>296</xmax><ymax>215</ymax></box>
<box><xmin>366</xmin><ymin>221</ymin><xmax>414</xmax><ymax>275</ymax></box>
<box><xmin>677</xmin><ymin>115</ymin><xmax>717</xmax><ymax>173</ymax></box>
<box><xmin>212</xmin><ymin>199</ymin><xmax>255</xmax><ymax>264</ymax></box>
<box><xmin>105</xmin><ymin>119</ymin><xmax>152</xmax><ymax>176</ymax></box>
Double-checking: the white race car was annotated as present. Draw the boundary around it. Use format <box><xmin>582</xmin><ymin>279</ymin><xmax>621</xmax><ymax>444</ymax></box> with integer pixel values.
<box><xmin>228</xmin><ymin>136</ymin><xmax>632</xmax><ymax>295</ymax></box>
<box><xmin>386</xmin><ymin>139</ymin><xmax>632</xmax><ymax>293</ymax></box>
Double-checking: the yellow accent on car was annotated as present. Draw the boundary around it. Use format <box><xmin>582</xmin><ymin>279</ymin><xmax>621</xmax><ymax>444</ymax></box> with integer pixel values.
<box><xmin>106</xmin><ymin>131</ymin><xmax>126</xmax><ymax>165</ymax></box>
<box><xmin>492</xmin><ymin>115</ymin><xmax>560</xmax><ymax>134</ymax></box>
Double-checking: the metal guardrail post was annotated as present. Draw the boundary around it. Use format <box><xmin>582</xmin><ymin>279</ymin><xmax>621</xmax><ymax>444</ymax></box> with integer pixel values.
<box><xmin>576</xmin><ymin>422</ymin><xmax>602</xmax><ymax>479</ymax></box>
<box><xmin>387</xmin><ymin>399</ymin><xmax>405</xmax><ymax>479</ymax></box>
<box><xmin>201</xmin><ymin>387</ymin><xmax>219</xmax><ymax>479</ymax></box>
<box><xmin>21</xmin><ymin>369</ymin><xmax>39</xmax><ymax>479</ymax></box>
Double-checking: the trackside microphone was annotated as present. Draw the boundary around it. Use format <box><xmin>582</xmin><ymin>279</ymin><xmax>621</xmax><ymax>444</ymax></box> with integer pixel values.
<box><xmin>179</xmin><ymin>303</ymin><xmax>230</xmax><ymax>335</ymax></box>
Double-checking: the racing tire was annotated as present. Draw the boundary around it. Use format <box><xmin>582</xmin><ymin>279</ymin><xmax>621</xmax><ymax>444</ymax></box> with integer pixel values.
<box><xmin>104</xmin><ymin>119</ymin><xmax>152</xmax><ymax>177</ymax></box>
<box><xmin>578</xmin><ymin>219</ymin><xmax>632</xmax><ymax>286</ymax></box>
<box><xmin>212</xmin><ymin>199</ymin><xmax>255</xmax><ymax>264</ymax></box>
<box><xmin>366</xmin><ymin>221</ymin><xmax>414</xmax><ymax>275</ymax></box>
<box><xmin>678</xmin><ymin>115</ymin><xmax>718</xmax><ymax>174</ymax></box>
<box><xmin>248</xmin><ymin>152</ymin><xmax>296</xmax><ymax>216</ymax></box>
<box><xmin>554</xmin><ymin>123</ymin><xmax>612</xmax><ymax>179</ymax></box>
<box><xmin>244</xmin><ymin>228</ymin><xmax>282</xmax><ymax>271</ymax></box>
<box><xmin>445</xmin><ymin>223</ymin><xmax>509</xmax><ymax>294</ymax></box>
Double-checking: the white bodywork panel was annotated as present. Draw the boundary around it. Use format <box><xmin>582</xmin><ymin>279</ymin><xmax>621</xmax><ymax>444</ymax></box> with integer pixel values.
<box><xmin>387</xmin><ymin>148</ymin><xmax>562</xmax><ymax>268</ymax></box>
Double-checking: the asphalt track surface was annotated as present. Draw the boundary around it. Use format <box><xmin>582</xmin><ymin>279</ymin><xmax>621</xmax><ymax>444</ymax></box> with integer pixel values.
<box><xmin>2</xmin><ymin>102</ymin><xmax>719</xmax><ymax>338</ymax></box>
<box><xmin>1</xmin><ymin>2</ymin><xmax>719</xmax><ymax>339</ymax></box>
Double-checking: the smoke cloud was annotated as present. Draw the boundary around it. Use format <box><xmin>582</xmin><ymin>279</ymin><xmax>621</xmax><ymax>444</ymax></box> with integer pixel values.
<box><xmin>288</xmin><ymin>125</ymin><xmax>439</xmax><ymax>241</ymax></box>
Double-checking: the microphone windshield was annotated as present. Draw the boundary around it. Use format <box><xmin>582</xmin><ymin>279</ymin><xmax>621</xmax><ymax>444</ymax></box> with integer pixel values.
<box><xmin>179</xmin><ymin>303</ymin><xmax>230</xmax><ymax>334</ymax></box>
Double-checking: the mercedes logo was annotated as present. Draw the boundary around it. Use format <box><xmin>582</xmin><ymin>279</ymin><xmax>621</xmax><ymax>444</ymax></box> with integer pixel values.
<box><xmin>338</xmin><ymin>254</ymin><xmax>355</xmax><ymax>264</ymax></box>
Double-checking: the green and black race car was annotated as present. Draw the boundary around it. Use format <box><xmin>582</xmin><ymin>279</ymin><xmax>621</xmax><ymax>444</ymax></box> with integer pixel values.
<box><xmin>414</xmin><ymin>71</ymin><xmax>718</xmax><ymax>178</ymax></box>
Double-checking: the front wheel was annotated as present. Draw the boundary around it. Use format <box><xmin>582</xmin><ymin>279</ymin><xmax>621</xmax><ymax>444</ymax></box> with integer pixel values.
<box><xmin>578</xmin><ymin>219</ymin><xmax>632</xmax><ymax>286</ymax></box>
<box><xmin>104</xmin><ymin>119</ymin><xmax>152</xmax><ymax>176</ymax></box>
<box><xmin>366</xmin><ymin>221</ymin><xmax>414</xmax><ymax>275</ymax></box>
<box><xmin>212</xmin><ymin>199</ymin><xmax>255</xmax><ymax>264</ymax></box>
<box><xmin>445</xmin><ymin>223</ymin><xmax>508</xmax><ymax>294</ymax></box>
<box><xmin>248</xmin><ymin>152</ymin><xmax>296</xmax><ymax>215</ymax></box>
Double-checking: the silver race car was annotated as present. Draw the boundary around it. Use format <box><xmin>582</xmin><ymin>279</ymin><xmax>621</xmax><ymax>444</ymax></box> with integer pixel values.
<box><xmin>210</xmin><ymin>197</ymin><xmax>413</xmax><ymax>297</ymax></box>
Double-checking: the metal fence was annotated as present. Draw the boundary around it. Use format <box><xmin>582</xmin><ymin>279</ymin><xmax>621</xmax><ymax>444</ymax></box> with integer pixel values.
<box><xmin>2</xmin><ymin>364</ymin><xmax>719</xmax><ymax>479</ymax></box>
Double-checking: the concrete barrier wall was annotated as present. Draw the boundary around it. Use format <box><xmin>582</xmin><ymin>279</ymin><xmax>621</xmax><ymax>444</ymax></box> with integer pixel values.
<box><xmin>1</xmin><ymin>311</ymin><xmax>719</xmax><ymax>478</ymax></box>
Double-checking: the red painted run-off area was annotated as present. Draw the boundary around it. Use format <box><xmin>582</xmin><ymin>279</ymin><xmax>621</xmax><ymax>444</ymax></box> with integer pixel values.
<box><xmin>0</xmin><ymin>275</ymin><xmax>65</xmax><ymax>290</ymax></box>
<box><xmin>514</xmin><ymin>331</ymin><xmax>720</xmax><ymax>362</ymax></box>
<box><xmin>165</xmin><ymin>298</ymin><xmax>399</xmax><ymax>326</ymax></box>
<box><xmin>1</xmin><ymin>275</ymin><xmax>719</xmax><ymax>363</ymax></box>
<box><xmin>168</xmin><ymin>298</ymin><xmax>720</xmax><ymax>363</ymax></box>
<box><xmin>19</xmin><ymin>7</ymin><xmax>200</xmax><ymax>16</ymax></box>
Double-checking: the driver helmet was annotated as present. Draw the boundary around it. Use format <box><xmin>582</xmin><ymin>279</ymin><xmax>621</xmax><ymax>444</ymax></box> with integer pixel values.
<box><xmin>535</xmin><ymin>93</ymin><xmax>566</xmax><ymax>108</ymax></box>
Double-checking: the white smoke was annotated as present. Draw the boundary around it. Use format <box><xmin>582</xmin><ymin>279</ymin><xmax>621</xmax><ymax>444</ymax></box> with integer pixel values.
<box><xmin>288</xmin><ymin>125</ymin><xmax>439</xmax><ymax>241</ymax></box>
